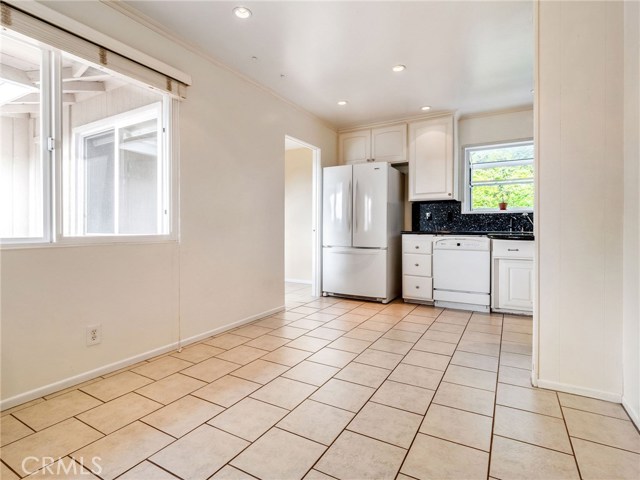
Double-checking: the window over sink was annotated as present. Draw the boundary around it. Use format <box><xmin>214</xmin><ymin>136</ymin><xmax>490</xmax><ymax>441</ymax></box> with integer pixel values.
<box><xmin>463</xmin><ymin>140</ymin><xmax>534</xmax><ymax>213</ymax></box>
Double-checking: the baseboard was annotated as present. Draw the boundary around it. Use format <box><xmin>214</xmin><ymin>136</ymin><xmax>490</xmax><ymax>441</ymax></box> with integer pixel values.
<box><xmin>536</xmin><ymin>379</ymin><xmax>623</xmax><ymax>404</ymax></box>
<box><xmin>285</xmin><ymin>278</ymin><xmax>312</xmax><ymax>285</ymax></box>
<box><xmin>0</xmin><ymin>305</ymin><xmax>284</xmax><ymax>411</ymax></box>
<box><xmin>622</xmin><ymin>396</ymin><xmax>640</xmax><ymax>429</ymax></box>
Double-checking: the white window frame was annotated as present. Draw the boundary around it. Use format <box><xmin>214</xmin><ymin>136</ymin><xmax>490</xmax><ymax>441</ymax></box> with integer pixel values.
<box><xmin>66</xmin><ymin>102</ymin><xmax>168</xmax><ymax>238</ymax></box>
<box><xmin>0</xmin><ymin>42</ymin><xmax>53</xmax><ymax>246</ymax></box>
<box><xmin>462</xmin><ymin>139</ymin><xmax>534</xmax><ymax>214</ymax></box>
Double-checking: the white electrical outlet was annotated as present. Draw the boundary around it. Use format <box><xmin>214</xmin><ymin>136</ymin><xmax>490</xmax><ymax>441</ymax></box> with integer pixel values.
<box><xmin>86</xmin><ymin>324</ymin><xmax>102</xmax><ymax>346</ymax></box>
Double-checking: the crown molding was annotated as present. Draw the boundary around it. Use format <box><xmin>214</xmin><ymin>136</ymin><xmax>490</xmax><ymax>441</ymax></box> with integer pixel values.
<box><xmin>458</xmin><ymin>104</ymin><xmax>534</xmax><ymax>121</ymax></box>
<box><xmin>338</xmin><ymin>110</ymin><xmax>457</xmax><ymax>133</ymax></box>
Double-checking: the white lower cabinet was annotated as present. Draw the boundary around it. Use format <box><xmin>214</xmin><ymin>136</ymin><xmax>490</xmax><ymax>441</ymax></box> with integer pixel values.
<box><xmin>492</xmin><ymin>240</ymin><xmax>534</xmax><ymax>314</ymax></box>
<box><xmin>402</xmin><ymin>234</ymin><xmax>434</xmax><ymax>303</ymax></box>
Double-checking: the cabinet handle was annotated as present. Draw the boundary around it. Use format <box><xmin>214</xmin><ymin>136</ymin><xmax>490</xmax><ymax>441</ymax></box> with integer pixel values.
<box><xmin>448</xmin><ymin>193</ymin><xmax>452</xmax><ymax>196</ymax></box>
<box><xmin>508</xmin><ymin>249</ymin><xmax>520</xmax><ymax>252</ymax></box>
<box><xmin>415</xmin><ymin>285</ymin><xmax>420</xmax><ymax>289</ymax></box>
<box><xmin>415</xmin><ymin>263</ymin><xmax>419</xmax><ymax>267</ymax></box>
<box><xmin>415</xmin><ymin>246</ymin><xmax>420</xmax><ymax>249</ymax></box>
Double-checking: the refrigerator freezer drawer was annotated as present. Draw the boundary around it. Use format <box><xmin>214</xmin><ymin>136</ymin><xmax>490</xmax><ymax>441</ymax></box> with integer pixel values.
<box><xmin>323</xmin><ymin>248</ymin><xmax>387</xmax><ymax>299</ymax></box>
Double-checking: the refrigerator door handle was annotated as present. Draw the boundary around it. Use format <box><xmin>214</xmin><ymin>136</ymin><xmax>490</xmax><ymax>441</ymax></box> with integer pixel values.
<box><xmin>348</xmin><ymin>181</ymin><xmax>352</xmax><ymax>232</ymax></box>
<box><xmin>355</xmin><ymin>181</ymin><xmax>359</xmax><ymax>233</ymax></box>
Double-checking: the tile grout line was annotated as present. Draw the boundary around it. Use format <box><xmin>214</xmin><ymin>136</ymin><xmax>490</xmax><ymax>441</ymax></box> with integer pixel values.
<box><xmin>0</xmin><ymin>458</ymin><xmax>23</xmax><ymax>479</ymax></box>
<box><xmin>123</xmin><ymin>458</ymin><xmax>182</xmax><ymax>480</ymax></box>
<box><xmin>564</xmin><ymin>434</ymin><xmax>640</xmax><ymax>456</ymax></box>
<box><xmin>393</xmin><ymin>308</ymin><xmax>477</xmax><ymax>478</ymax></box>
<box><xmin>305</xmin><ymin>303</ymin><xmax>432</xmax><ymax>479</ymax></box>
<box><xmin>560</xmin><ymin>404</ymin><xmax>637</xmax><ymax>423</ymax></box>
<box><xmin>489</xmin><ymin>432</ymin><xmax>590</xmax><ymax>459</ymax></box>
<box><xmin>486</xmin><ymin>313</ymin><xmax>506</xmax><ymax>480</ymax></box>
<box><xmin>492</xmin><ymin>402</ymin><xmax>571</xmax><ymax>421</ymax></box>
<box><xmin>198</xmin><ymin>304</ymin><xmax>401</xmax><ymax>480</ymax></box>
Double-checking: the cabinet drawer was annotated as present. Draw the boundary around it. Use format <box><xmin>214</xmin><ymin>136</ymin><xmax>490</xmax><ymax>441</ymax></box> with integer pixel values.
<box><xmin>492</xmin><ymin>240</ymin><xmax>534</xmax><ymax>259</ymax></box>
<box><xmin>403</xmin><ymin>253</ymin><xmax>432</xmax><ymax>277</ymax></box>
<box><xmin>403</xmin><ymin>275</ymin><xmax>433</xmax><ymax>300</ymax></box>
<box><xmin>402</xmin><ymin>235</ymin><xmax>433</xmax><ymax>254</ymax></box>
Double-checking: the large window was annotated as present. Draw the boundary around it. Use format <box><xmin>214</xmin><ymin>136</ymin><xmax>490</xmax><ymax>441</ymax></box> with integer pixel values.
<box><xmin>464</xmin><ymin>140</ymin><xmax>534</xmax><ymax>213</ymax></box>
<box><xmin>0</xmin><ymin>19</ymin><xmax>180</xmax><ymax>245</ymax></box>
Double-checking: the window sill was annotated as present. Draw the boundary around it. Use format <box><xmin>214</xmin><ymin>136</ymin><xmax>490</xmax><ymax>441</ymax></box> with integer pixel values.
<box><xmin>462</xmin><ymin>209</ymin><xmax>534</xmax><ymax>215</ymax></box>
<box><xmin>0</xmin><ymin>236</ymin><xmax>178</xmax><ymax>250</ymax></box>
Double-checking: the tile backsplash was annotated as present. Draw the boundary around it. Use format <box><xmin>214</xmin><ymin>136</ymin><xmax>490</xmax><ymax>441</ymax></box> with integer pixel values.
<box><xmin>412</xmin><ymin>200</ymin><xmax>534</xmax><ymax>232</ymax></box>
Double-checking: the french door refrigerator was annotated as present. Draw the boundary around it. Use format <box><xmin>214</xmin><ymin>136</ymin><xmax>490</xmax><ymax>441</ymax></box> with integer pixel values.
<box><xmin>322</xmin><ymin>162</ymin><xmax>403</xmax><ymax>303</ymax></box>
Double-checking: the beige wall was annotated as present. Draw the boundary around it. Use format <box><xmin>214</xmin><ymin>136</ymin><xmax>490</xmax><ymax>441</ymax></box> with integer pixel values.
<box><xmin>284</xmin><ymin>148</ymin><xmax>313</xmax><ymax>283</ymax></box>
<box><xmin>0</xmin><ymin>1</ymin><xmax>337</xmax><ymax>405</ymax></box>
<box><xmin>537</xmin><ymin>1</ymin><xmax>624</xmax><ymax>400</ymax></box>
<box><xmin>623</xmin><ymin>0</ymin><xmax>640</xmax><ymax>425</ymax></box>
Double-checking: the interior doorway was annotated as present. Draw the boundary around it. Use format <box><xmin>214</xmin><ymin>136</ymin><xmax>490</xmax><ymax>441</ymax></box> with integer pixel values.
<box><xmin>284</xmin><ymin>135</ymin><xmax>321</xmax><ymax>298</ymax></box>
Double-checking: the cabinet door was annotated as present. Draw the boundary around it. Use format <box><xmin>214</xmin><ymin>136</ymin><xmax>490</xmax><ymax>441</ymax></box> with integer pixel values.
<box><xmin>409</xmin><ymin>115</ymin><xmax>454</xmax><ymax>201</ymax></box>
<box><xmin>371</xmin><ymin>124</ymin><xmax>407</xmax><ymax>163</ymax></box>
<box><xmin>497</xmin><ymin>259</ymin><xmax>533</xmax><ymax>311</ymax></box>
<box><xmin>339</xmin><ymin>130</ymin><xmax>371</xmax><ymax>164</ymax></box>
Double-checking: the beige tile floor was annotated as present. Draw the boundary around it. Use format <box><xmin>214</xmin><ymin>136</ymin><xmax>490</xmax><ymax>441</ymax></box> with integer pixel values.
<box><xmin>1</xmin><ymin>281</ymin><xmax>639</xmax><ymax>479</ymax></box>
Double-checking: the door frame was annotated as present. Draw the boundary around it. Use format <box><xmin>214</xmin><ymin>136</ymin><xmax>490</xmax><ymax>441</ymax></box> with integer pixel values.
<box><xmin>285</xmin><ymin>135</ymin><xmax>322</xmax><ymax>297</ymax></box>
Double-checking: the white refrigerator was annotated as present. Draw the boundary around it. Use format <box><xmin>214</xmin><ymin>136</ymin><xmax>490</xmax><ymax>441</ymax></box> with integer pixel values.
<box><xmin>322</xmin><ymin>162</ymin><xmax>403</xmax><ymax>303</ymax></box>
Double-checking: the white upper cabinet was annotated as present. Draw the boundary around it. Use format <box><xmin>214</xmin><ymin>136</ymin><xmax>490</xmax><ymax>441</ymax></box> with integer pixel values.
<box><xmin>370</xmin><ymin>125</ymin><xmax>407</xmax><ymax>163</ymax></box>
<box><xmin>339</xmin><ymin>124</ymin><xmax>407</xmax><ymax>164</ymax></box>
<box><xmin>408</xmin><ymin>114</ymin><xmax>456</xmax><ymax>201</ymax></box>
<box><xmin>339</xmin><ymin>130</ymin><xmax>371</xmax><ymax>164</ymax></box>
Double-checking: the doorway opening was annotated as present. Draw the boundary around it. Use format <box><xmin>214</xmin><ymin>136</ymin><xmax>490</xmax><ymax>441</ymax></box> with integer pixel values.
<box><xmin>284</xmin><ymin>135</ymin><xmax>321</xmax><ymax>299</ymax></box>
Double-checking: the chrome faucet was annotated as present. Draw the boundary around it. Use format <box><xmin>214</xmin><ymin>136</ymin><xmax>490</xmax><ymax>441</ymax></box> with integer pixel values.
<box><xmin>522</xmin><ymin>212</ymin><xmax>534</xmax><ymax>227</ymax></box>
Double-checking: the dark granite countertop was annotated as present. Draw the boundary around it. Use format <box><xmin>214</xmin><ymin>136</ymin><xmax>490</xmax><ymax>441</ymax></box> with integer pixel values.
<box><xmin>402</xmin><ymin>230</ymin><xmax>535</xmax><ymax>241</ymax></box>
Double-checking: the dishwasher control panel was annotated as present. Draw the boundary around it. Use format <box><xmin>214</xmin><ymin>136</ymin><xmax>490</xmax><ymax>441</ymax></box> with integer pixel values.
<box><xmin>433</xmin><ymin>237</ymin><xmax>491</xmax><ymax>251</ymax></box>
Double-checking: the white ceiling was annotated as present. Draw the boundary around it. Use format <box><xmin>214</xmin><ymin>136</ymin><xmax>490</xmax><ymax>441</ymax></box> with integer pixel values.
<box><xmin>124</xmin><ymin>1</ymin><xmax>534</xmax><ymax>129</ymax></box>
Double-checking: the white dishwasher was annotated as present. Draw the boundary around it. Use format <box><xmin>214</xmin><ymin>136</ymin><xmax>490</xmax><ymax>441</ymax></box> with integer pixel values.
<box><xmin>433</xmin><ymin>237</ymin><xmax>491</xmax><ymax>312</ymax></box>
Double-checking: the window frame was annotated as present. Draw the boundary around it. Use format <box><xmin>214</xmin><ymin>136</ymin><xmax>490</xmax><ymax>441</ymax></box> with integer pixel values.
<box><xmin>65</xmin><ymin>102</ymin><xmax>168</xmax><ymax>238</ymax></box>
<box><xmin>462</xmin><ymin>138</ymin><xmax>535</xmax><ymax>214</ymax></box>
<box><xmin>1</xmin><ymin>34</ymin><xmax>179</xmax><ymax>248</ymax></box>
<box><xmin>0</xmin><ymin>39</ymin><xmax>53</xmax><ymax>246</ymax></box>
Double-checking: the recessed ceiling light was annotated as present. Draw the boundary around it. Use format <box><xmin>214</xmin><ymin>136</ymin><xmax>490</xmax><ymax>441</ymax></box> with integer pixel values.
<box><xmin>392</xmin><ymin>65</ymin><xmax>406</xmax><ymax>72</ymax></box>
<box><xmin>337</xmin><ymin>100</ymin><xmax>348</xmax><ymax>106</ymax></box>
<box><xmin>233</xmin><ymin>6</ymin><xmax>252</xmax><ymax>19</ymax></box>
<box><xmin>420</xmin><ymin>106</ymin><xmax>432</xmax><ymax>111</ymax></box>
